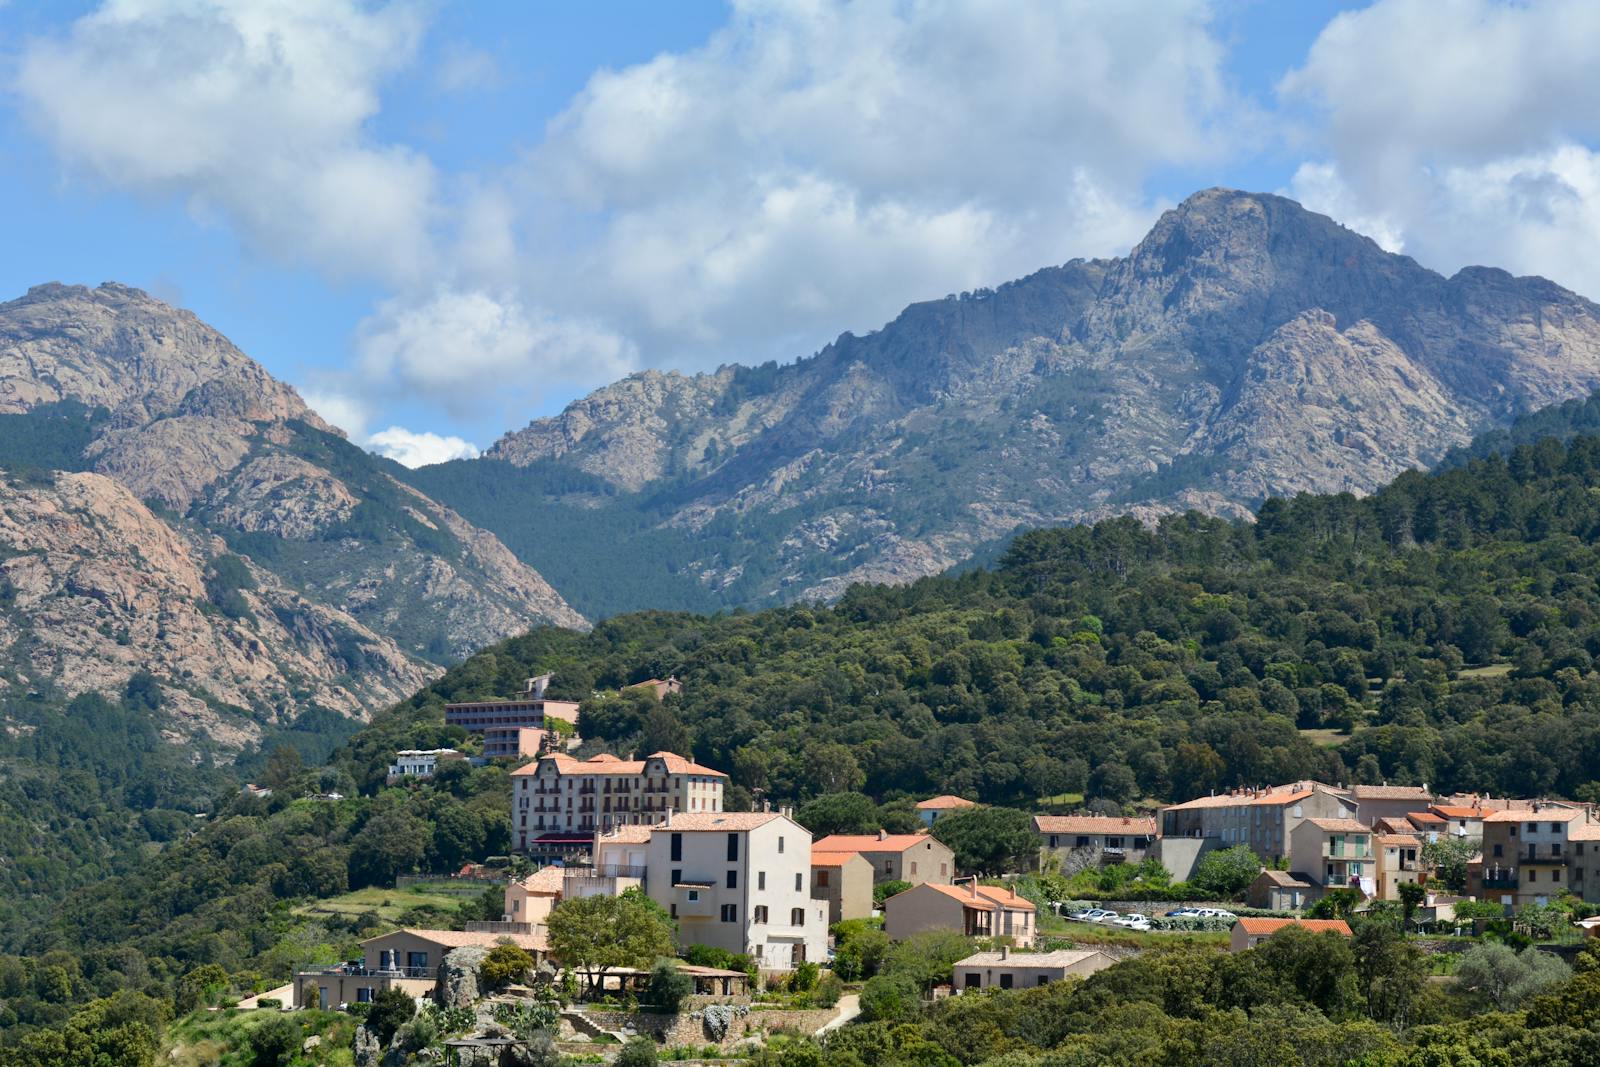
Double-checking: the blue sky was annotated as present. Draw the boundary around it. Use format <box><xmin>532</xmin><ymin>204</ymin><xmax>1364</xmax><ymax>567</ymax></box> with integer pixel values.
<box><xmin>2</xmin><ymin>1</ymin><xmax>1598</xmax><ymax>465</ymax></box>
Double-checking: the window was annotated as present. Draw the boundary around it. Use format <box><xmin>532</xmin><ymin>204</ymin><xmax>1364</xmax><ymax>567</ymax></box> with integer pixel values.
<box><xmin>910</xmin><ymin>862</ymin><xmax>918</xmax><ymax>877</ymax></box>
<box><xmin>1553</xmin><ymin>843</ymin><xmax>1564</xmax><ymax>856</ymax></box>
<box><xmin>671</xmin><ymin>833</ymin><xmax>683</xmax><ymax>861</ymax></box>
<box><xmin>671</xmin><ymin>904</ymin><xmax>677</xmax><ymax>919</ymax></box>
<box><xmin>1554</xmin><ymin>868</ymin><xmax>1563</xmax><ymax>882</ymax></box>
<box><xmin>754</xmin><ymin>906</ymin><xmax>768</xmax><ymax>924</ymax></box>
<box><xmin>1551</xmin><ymin>823</ymin><xmax>1562</xmax><ymax>834</ymax></box>
<box><xmin>357</xmin><ymin>987</ymin><xmax>374</xmax><ymax>1003</ymax></box>
<box><xmin>778</xmin><ymin>836</ymin><xmax>785</xmax><ymax>853</ymax></box>
<box><xmin>727</xmin><ymin>870</ymin><xmax>738</xmax><ymax>889</ymax></box>
<box><xmin>1493</xmin><ymin>844</ymin><xmax>1503</xmax><ymax>858</ymax></box>
<box><xmin>727</xmin><ymin>833</ymin><xmax>740</xmax><ymax>861</ymax></box>
<box><xmin>1528</xmin><ymin>870</ymin><xmax>1537</xmax><ymax>883</ymax></box>
<box><xmin>884</xmin><ymin>861</ymin><xmax>894</xmax><ymax>875</ymax></box>
<box><xmin>407</xmin><ymin>952</ymin><xmax>428</xmax><ymax>969</ymax></box>
<box><xmin>759</xmin><ymin>871</ymin><xmax>767</xmax><ymax>890</ymax></box>
<box><xmin>672</xmin><ymin>869</ymin><xmax>682</xmax><ymax>885</ymax></box>
<box><xmin>721</xmin><ymin>904</ymin><xmax>738</xmax><ymax>923</ymax></box>
<box><xmin>964</xmin><ymin>974</ymin><xmax>980</xmax><ymax>989</ymax></box>
<box><xmin>796</xmin><ymin>873</ymin><xmax>803</xmax><ymax>891</ymax></box>
<box><xmin>999</xmin><ymin>973</ymin><xmax>1014</xmax><ymax>990</ymax></box>
<box><xmin>1049</xmin><ymin>835</ymin><xmax>1058</xmax><ymax>848</ymax></box>
<box><xmin>688</xmin><ymin>890</ymin><xmax>700</xmax><ymax>902</ymax></box>
<box><xmin>791</xmin><ymin>908</ymin><xmax>805</xmax><ymax>926</ymax></box>
<box><xmin>816</xmin><ymin>870</ymin><xmax>828</xmax><ymax>887</ymax></box>
<box><xmin>1037</xmin><ymin>976</ymin><xmax>1050</xmax><ymax>986</ymax></box>
<box><xmin>941</xmin><ymin>863</ymin><xmax>948</xmax><ymax>877</ymax></box>
<box><xmin>1075</xmin><ymin>836</ymin><xmax>1090</xmax><ymax>848</ymax></box>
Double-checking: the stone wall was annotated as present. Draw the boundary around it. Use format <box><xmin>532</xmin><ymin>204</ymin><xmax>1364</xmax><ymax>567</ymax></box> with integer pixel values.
<box><xmin>571</xmin><ymin>1002</ymin><xmax>838</xmax><ymax>1048</ymax></box>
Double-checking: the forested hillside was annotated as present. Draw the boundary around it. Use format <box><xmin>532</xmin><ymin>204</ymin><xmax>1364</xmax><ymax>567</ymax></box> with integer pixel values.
<box><xmin>378</xmin><ymin>430</ymin><xmax>1600</xmax><ymax>810</ymax></box>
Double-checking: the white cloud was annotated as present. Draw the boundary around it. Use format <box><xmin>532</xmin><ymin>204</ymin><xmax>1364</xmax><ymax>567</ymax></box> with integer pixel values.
<box><xmin>508</xmin><ymin>0</ymin><xmax>1245</xmax><ymax>366</ymax></box>
<box><xmin>367</xmin><ymin>426</ymin><xmax>480</xmax><ymax>467</ymax></box>
<box><xmin>355</xmin><ymin>288</ymin><xmax>637</xmax><ymax>419</ymax></box>
<box><xmin>1281</xmin><ymin>0</ymin><xmax>1600</xmax><ymax>297</ymax></box>
<box><xmin>15</xmin><ymin>0</ymin><xmax>436</xmax><ymax>286</ymax></box>
<box><xmin>299</xmin><ymin>387</ymin><xmax>372</xmax><ymax>441</ymax></box>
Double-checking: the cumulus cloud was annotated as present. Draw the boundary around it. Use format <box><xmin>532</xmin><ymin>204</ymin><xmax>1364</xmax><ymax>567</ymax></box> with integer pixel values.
<box><xmin>434</xmin><ymin>42</ymin><xmax>501</xmax><ymax>94</ymax></box>
<box><xmin>355</xmin><ymin>288</ymin><xmax>637</xmax><ymax>419</ymax></box>
<box><xmin>299</xmin><ymin>387</ymin><xmax>372</xmax><ymax>441</ymax></box>
<box><xmin>1282</xmin><ymin>0</ymin><xmax>1600</xmax><ymax>297</ymax></box>
<box><xmin>367</xmin><ymin>426</ymin><xmax>480</xmax><ymax>467</ymax></box>
<box><xmin>15</xmin><ymin>0</ymin><xmax>436</xmax><ymax>286</ymax></box>
<box><xmin>517</xmin><ymin>0</ymin><xmax>1245</xmax><ymax>364</ymax></box>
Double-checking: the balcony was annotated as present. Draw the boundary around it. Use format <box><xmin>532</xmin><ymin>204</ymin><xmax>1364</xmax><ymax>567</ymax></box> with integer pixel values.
<box><xmin>1482</xmin><ymin>868</ymin><xmax>1519</xmax><ymax>890</ymax></box>
<box><xmin>1520</xmin><ymin>850</ymin><xmax>1569</xmax><ymax>865</ymax></box>
<box><xmin>464</xmin><ymin>921</ymin><xmax>539</xmax><ymax>935</ymax></box>
<box><xmin>303</xmin><ymin>963</ymin><xmax>438</xmax><ymax>980</ymax></box>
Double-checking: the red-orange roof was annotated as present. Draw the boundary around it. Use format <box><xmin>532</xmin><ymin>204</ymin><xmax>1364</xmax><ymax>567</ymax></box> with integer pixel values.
<box><xmin>1485</xmin><ymin>807</ymin><xmax>1585</xmax><ymax>823</ymax></box>
<box><xmin>813</xmin><ymin>833</ymin><xmax>939</xmax><ymax>853</ymax></box>
<box><xmin>1305</xmin><ymin>818</ymin><xmax>1370</xmax><ymax>833</ymax></box>
<box><xmin>1237</xmin><ymin>917</ymin><xmax>1351</xmax><ymax>937</ymax></box>
<box><xmin>810</xmin><ymin>851</ymin><xmax>861</xmax><ymax>867</ymax></box>
<box><xmin>909</xmin><ymin>882</ymin><xmax>1035</xmax><ymax>911</ymax></box>
<box><xmin>1430</xmin><ymin>806</ymin><xmax>1485</xmax><ymax>819</ymax></box>
<box><xmin>510</xmin><ymin>749</ymin><xmax>725</xmax><ymax>778</ymax></box>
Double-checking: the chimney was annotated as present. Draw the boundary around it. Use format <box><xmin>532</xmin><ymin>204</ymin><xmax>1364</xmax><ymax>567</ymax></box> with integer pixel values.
<box><xmin>665</xmin><ymin>809</ymin><xmax>673</xmax><ymax>827</ymax></box>
<box><xmin>878</xmin><ymin>829</ymin><xmax>888</xmax><ymax>841</ymax></box>
<box><xmin>1000</xmin><ymin>945</ymin><xmax>1009</xmax><ymax>961</ymax></box>
<box><xmin>969</xmin><ymin>877</ymin><xmax>979</xmax><ymax>899</ymax></box>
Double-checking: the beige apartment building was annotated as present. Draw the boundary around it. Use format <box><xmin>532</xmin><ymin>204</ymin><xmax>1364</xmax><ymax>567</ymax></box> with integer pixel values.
<box><xmin>1160</xmin><ymin>782</ymin><xmax>1357</xmax><ymax>867</ymax></box>
<box><xmin>883</xmin><ymin>879</ymin><xmax>1036</xmax><ymax>947</ymax></box>
<box><xmin>445</xmin><ymin>674</ymin><xmax>581</xmax><ymax>733</ymax></box>
<box><xmin>810</xmin><ymin>832</ymin><xmax>955</xmax><ymax>884</ymax></box>
<box><xmin>1478</xmin><ymin>805</ymin><xmax>1595</xmax><ymax>908</ymax></box>
<box><xmin>811</xmin><ymin>849</ymin><xmax>874</xmax><ymax>924</ymax></box>
<box><xmin>294</xmin><ymin>928</ymin><xmax>547</xmax><ymax>1009</ymax></box>
<box><xmin>1289</xmin><ymin>817</ymin><xmax>1374</xmax><ymax>894</ymax></box>
<box><xmin>644</xmin><ymin>812</ymin><xmax>827</xmax><ymax>971</ymax></box>
<box><xmin>1035</xmin><ymin>815</ymin><xmax>1156</xmax><ymax>867</ymax></box>
<box><xmin>1344</xmin><ymin>784</ymin><xmax>1435</xmax><ymax>826</ymax></box>
<box><xmin>510</xmin><ymin>750</ymin><xmax>727</xmax><ymax>855</ymax></box>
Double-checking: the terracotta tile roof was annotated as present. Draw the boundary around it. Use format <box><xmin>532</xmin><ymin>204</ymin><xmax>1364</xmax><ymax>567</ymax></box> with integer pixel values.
<box><xmin>1256</xmin><ymin>869</ymin><xmax>1312</xmax><ymax>887</ymax></box>
<box><xmin>1236</xmin><ymin>917</ymin><xmax>1351</xmax><ymax>937</ymax></box>
<box><xmin>1485</xmin><ymin>807</ymin><xmax>1586</xmax><ymax>823</ymax></box>
<box><xmin>1034</xmin><ymin>815</ymin><xmax>1157</xmax><ymax>835</ymax></box>
<box><xmin>1568</xmin><ymin>823</ymin><xmax>1600</xmax><ymax>841</ymax></box>
<box><xmin>646</xmin><ymin>752</ymin><xmax>729</xmax><ymax>777</ymax></box>
<box><xmin>1380</xmin><ymin>834</ymin><xmax>1422</xmax><ymax>846</ymax></box>
<box><xmin>1374</xmin><ymin>817</ymin><xmax>1416</xmax><ymax>834</ymax></box>
<box><xmin>1351</xmin><ymin>785</ymin><xmax>1433</xmax><ymax>801</ymax></box>
<box><xmin>1306</xmin><ymin>818</ymin><xmax>1371</xmax><ymax>833</ymax></box>
<box><xmin>1430</xmin><ymin>806</ymin><xmax>1486</xmax><ymax>819</ymax></box>
<box><xmin>955</xmin><ymin>949</ymin><xmax>1106</xmax><ymax>969</ymax></box>
<box><xmin>1164</xmin><ymin>783</ymin><xmax>1333</xmax><ymax>810</ymax></box>
<box><xmin>1406</xmin><ymin>812</ymin><xmax>1447</xmax><ymax>826</ymax></box>
<box><xmin>374</xmin><ymin>928</ymin><xmax>550</xmax><ymax>952</ymax></box>
<box><xmin>917</xmin><ymin>795</ymin><xmax>978</xmax><ymax>810</ymax></box>
<box><xmin>597</xmin><ymin>826</ymin><xmax>654</xmax><ymax>844</ymax></box>
<box><xmin>810</xmin><ymin>851</ymin><xmax>860</xmax><ymax>867</ymax></box>
<box><xmin>655</xmin><ymin>813</ymin><xmax>782</xmax><ymax>832</ymax></box>
<box><xmin>514</xmin><ymin>867</ymin><xmax>566</xmax><ymax>894</ymax></box>
<box><xmin>913</xmin><ymin>882</ymin><xmax>1035</xmax><ymax>911</ymax></box>
<box><xmin>813</xmin><ymin>833</ymin><xmax>940</xmax><ymax>853</ymax></box>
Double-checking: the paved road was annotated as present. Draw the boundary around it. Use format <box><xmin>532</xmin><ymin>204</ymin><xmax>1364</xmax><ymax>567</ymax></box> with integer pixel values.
<box><xmin>816</xmin><ymin>993</ymin><xmax>861</xmax><ymax>1034</ymax></box>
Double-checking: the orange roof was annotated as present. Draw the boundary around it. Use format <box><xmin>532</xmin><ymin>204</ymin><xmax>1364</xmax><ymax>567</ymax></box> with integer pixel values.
<box><xmin>1430</xmin><ymin>806</ymin><xmax>1485</xmax><ymax>819</ymax></box>
<box><xmin>1568</xmin><ymin>823</ymin><xmax>1600</xmax><ymax>841</ymax></box>
<box><xmin>1380</xmin><ymin>834</ymin><xmax>1422</xmax><ymax>846</ymax></box>
<box><xmin>1306</xmin><ymin>818</ymin><xmax>1370</xmax><ymax>833</ymax></box>
<box><xmin>647</xmin><ymin>752</ymin><xmax>728</xmax><ymax>777</ymax></box>
<box><xmin>597</xmin><ymin>825</ymin><xmax>654</xmax><ymax>844</ymax></box>
<box><xmin>655</xmin><ymin>813</ymin><xmax>781</xmax><ymax>832</ymax></box>
<box><xmin>1034</xmin><ymin>815</ymin><xmax>1157</xmax><ymax>835</ymax></box>
<box><xmin>372</xmin><ymin>928</ymin><xmax>550</xmax><ymax>952</ymax></box>
<box><xmin>917</xmin><ymin>795</ymin><xmax>978</xmax><ymax>811</ymax></box>
<box><xmin>1164</xmin><ymin>783</ymin><xmax>1331</xmax><ymax>810</ymax></box>
<box><xmin>813</xmin><ymin>833</ymin><xmax>938</xmax><ymax>854</ymax></box>
<box><xmin>514</xmin><ymin>866</ymin><xmax>566</xmax><ymax>894</ymax></box>
<box><xmin>1406</xmin><ymin>812</ymin><xmax>1447</xmax><ymax>825</ymax></box>
<box><xmin>911</xmin><ymin>882</ymin><xmax>1035</xmax><ymax>911</ymax></box>
<box><xmin>1236</xmin><ymin>917</ymin><xmax>1351</xmax><ymax>937</ymax></box>
<box><xmin>810</xmin><ymin>850</ymin><xmax>861</xmax><ymax>867</ymax></box>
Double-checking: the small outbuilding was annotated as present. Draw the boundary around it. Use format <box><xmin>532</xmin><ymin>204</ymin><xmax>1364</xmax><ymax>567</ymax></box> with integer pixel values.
<box><xmin>952</xmin><ymin>946</ymin><xmax>1113</xmax><ymax>991</ymax></box>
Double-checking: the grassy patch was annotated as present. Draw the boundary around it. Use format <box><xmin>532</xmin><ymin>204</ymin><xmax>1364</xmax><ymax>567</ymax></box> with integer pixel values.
<box><xmin>168</xmin><ymin>1007</ymin><xmax>356</xmax><ymax>1067</ymax></box>
<box><xmin>292</xmin><ymin>883</ymin><xmax>475</xmax><ymax>922</ymax></box>
<box><xmin>1297</xmin><ymin>727</ymin><xmax>1349</xmax><ymax>748</ymax></box>
<box><xmin>1457</xmin><ymin>663</ymin><xmax>1513</xmax><ymax>678</ymax></box>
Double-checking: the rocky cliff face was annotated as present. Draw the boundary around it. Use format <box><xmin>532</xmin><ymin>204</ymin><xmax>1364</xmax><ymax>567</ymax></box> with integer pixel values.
<box><xmin>0</xmin><ymin>283</ymin><xmax>586</xmax><ymax>751</ymax></box>
<box><xmin>468</xmin><ymin>189</ymin><xmax>1600</xmax><ymax>609</ymax></box>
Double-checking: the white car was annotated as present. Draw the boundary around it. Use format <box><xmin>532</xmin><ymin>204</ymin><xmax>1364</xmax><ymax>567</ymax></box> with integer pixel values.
<box><xmin>1193</xmin><ymin>908</ymin><xmax>1236</xmax><ymax>920</ymax></box>
<box><xmin>1112</xmin><ymin>913</ymin><xmax>1149</xmax><ymax>928</ymax></box>
<box><xmin>1069</xmin><ymin>908</ymin><xmax>1112</xmax><ymax>922</ymax></box>
<box><xmin>1095</xmin><ymin>910</ymin><xmax>1121</xmax><ymax>923</ymax></box>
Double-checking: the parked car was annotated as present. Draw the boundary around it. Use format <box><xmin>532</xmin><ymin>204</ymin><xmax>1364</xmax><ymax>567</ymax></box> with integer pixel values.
<box><xmin>1164</xmin><ymin>907</ymin><xmax>1200</xmax><ymax>918</ymax></box>
<box><xmin>1095</xmin><ymin>910</ymin><xmax>1121</xmax><ymax>923</ymax></box>
<box><xmin>1193</xmin><ymin>908</ymin><xmax>1236</xmax><ymax>919</ymax></box>
<box><xmin>1112</xmin><ymin>913</ymin><xmax>1149</xmax><ymax>928</ymax></box>
<box><xmin>1069</xmin><ymin>908</ymin><xmax>1112</xmax><ymax>922</ymax></box>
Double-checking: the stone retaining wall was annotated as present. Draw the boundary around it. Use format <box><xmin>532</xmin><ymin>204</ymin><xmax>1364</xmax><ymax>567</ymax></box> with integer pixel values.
<box><xmin>572</xmin><ymin>1004</ymin><xmax>838</xmax><ymax>1048</ymax></box>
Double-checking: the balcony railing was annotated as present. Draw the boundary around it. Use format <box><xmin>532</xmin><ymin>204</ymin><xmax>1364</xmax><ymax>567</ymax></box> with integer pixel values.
<box><xmin>1520</xmin><ymin>850</ymin><xmax>1569</xmax><ymax>865</ymax></box>
<box><xmin>301</xmin><ymin>964</ymin><xmax>438</xmax><ymax>980</ymax></box>
<box><xmin>464</xmin><ymin>921</ymin><xmax>539</xmax><ymax>934</ymax></box>
<box><xmin>1482</xmin><ymin>869</ymin><xmax>1518</xmax><ymax>889</ymax></box>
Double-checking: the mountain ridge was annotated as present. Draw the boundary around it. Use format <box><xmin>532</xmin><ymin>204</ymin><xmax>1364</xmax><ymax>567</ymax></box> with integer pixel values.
<box><xmin>423</xmin><ymin>188</ymin><xmax>1600</xmax><ymax>616</ymax></box>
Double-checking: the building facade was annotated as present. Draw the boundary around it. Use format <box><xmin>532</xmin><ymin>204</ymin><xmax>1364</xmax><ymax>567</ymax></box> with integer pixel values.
<box><xmin>510</xmin><ymin>750</ymin><xmax>728</xmax><ymax>854</ymax></box>
<box><xmin>1035</xmin><ymin>815</ymin><xmax>1157</xmax><ymax>867</ymax></box>
<box><xmin>916</xmin><ymin>796</ymin><xmax>977</xmax><ymax>828</ymax></box>
<box><xmin>1160</xmin><ymin>783</ymin><xmax>1357</xmax><ymax>865</ymax></box>
<box><xmin>445</xmin><ymin>674</ymin><xmax>581</xmax><ymax>733</ymax></box>
<box><xmin>1289</xmin><ymin>817</ymin><xmax>1374</xmax><ymax>894</ymax></box>
<box><xmin>1478</xmin><ymin>805</ymin><xmax>1593</xmax><ymax>908</ymax></box>
<box><xmin>387</xmin><ymin>748</ymin><xmax>463</xmax><ymax>780</ymax></box>
<box><xmin>294</xmin><ymin>928</ymin><xmax>547</xmax><ymax>1009</ymax></box>
<box><xmin>811</xmin><ymin>850</ymin><xmax>875</xmax><ymax>925</ymax></box>
<box><xmin>810</xmin><ymin>833</ymin><xmax>955</xmax><ymax>885</ymax></box>
<box><xmin>643</xmin><ymin>812</ymin><xmax>827</xmax><ymax>971</ymax></box>
<box><xmin>883</xmin><ymin>880</ymin><xmax>1036</xmax><ymax>947</ymax></box>
<box><xmin>1229</xmin><ymin>918</ymin><xmax>1351</xmax><ymax>953</ymax></box>
<box><xmin>953</xmin><ymin>947</ymin><xmax>1112</xmax><ymax>990</ymax></box>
